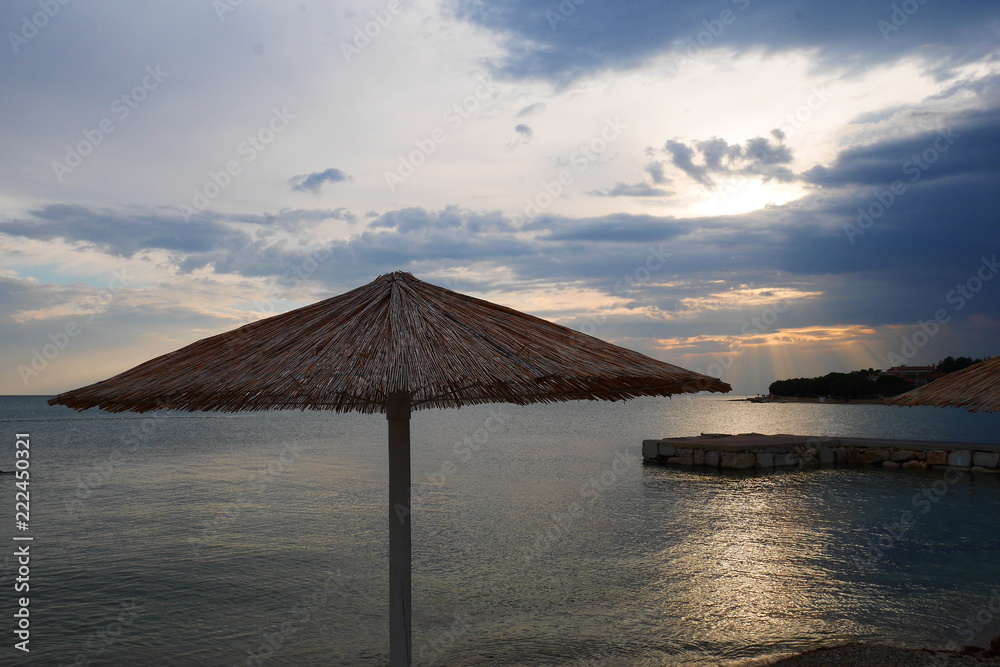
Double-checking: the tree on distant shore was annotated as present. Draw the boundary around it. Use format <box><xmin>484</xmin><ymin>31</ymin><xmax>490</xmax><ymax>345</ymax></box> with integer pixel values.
<box><xmin>874</xmin><ymin>373</ymin><xmax>913</xmax><ymax>396</ymax></box>
<box><xmin>768</xmin><ymin>370</ymin><xmax>891</xmax><ymax>399</ymax></box>
<box><xmin>769</xmin><ymin>357</ymin><xmax>988</xmax><ymax>399</ymax></box>
<box><xmin>935</xmin><ymin>355</ymin><xmax>984</xmax><ymax>374</ymax></box>
<box><xmin>769</xmin><ymin>370</ymin><xmax>906</xmax><ymax>399</ymax></box>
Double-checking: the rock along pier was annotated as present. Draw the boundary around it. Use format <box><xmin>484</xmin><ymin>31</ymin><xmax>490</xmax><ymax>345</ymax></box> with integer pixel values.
<box><xmin>642</xmin><ymin>433</ymin><xmax>1000</xmax><ymax>473</ymax></box>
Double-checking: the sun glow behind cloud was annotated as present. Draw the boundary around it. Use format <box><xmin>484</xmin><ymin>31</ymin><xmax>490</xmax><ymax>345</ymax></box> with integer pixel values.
<box><xmin>679</xmin><ymin>287</ymin><xmax>823</xmax><ymax>312</ymax></box>
<box><xmin>688</xmin><ymin>179</ymin><xmax>806</xmax><ymax>217</ymax></box>
<box><xmin>655</xmin><ymin>324</ymin><xmax>901</xmax><ymax>392</ymax></box>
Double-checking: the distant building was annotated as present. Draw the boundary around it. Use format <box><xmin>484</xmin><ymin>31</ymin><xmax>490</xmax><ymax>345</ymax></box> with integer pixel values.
<box><xmin>914</xmin><ymin>371</ymin><xmax>947</xmax><ymax>387</ymax></box>
<box><xmin>884</xmin><ymin>365</ymin><xmax>936</xmax><ymax>377</ymax></box>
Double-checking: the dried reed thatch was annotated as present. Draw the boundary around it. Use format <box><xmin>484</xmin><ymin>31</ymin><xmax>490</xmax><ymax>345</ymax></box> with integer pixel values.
<box><xmin>49</xmin><ymin>271</ymin><xmax>730</xmax><ymax>413</ymax></box>
<box><xmin>885</xmin><ymin>356</ymin><xmax>1000</xmax><ymax>412</ymax></box>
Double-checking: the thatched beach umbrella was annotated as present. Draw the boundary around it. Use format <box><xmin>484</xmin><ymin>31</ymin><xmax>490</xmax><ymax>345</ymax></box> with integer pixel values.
<box><xmin>885</xmin><ymin>356</ymin><xmax>1000</xmax><ymax>412</ymax></box>
<box><xmin>49</xmin><ymin>271</ymin><xmax>730</xmax><ymax>666</ymax></box>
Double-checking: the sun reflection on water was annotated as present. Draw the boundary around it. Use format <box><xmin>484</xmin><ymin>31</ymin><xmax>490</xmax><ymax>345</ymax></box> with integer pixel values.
<box><xmin>638</xmin><ymin>470</ymin><xmax>875</xmax><ymax>661</ymax></box>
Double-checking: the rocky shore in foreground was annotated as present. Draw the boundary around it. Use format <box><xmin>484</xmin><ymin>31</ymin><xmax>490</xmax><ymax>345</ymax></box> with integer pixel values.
<box><xmin>761</xmin><ymin>637</ymin><xmax>1000</xmax><ymax>666</ymax></box>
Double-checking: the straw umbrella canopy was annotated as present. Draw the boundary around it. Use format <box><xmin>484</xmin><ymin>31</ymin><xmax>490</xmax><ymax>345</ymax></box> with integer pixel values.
<box><xmin>49</xmin><ymin>270</ymin><xmax>730</xmax><ymax>666</ymax></box>
<box><xmin>885</xmin><ymin>357</ymin><xmax>1000</xmax><ymax>412</ymax></box>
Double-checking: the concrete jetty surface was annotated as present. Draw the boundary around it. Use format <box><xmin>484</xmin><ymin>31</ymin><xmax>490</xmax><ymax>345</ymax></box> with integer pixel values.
<box><xmin>642</xmin><ymin>433</ymin><xmax>1000</xmax><ymax>472</ymax></box>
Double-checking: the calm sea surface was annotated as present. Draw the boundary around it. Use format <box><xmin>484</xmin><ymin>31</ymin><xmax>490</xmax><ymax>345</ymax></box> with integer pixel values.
<box><xmin>2</xmin><ymin>395</ymin><xmax>1000</xmax><ymax>666</ymax></box>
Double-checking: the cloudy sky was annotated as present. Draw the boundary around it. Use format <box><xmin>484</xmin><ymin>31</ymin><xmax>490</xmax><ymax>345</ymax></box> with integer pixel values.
<box><xmin>2</xmin><ymin>0</ymin><xmax>998</xmax><ymax>396</ymax></box>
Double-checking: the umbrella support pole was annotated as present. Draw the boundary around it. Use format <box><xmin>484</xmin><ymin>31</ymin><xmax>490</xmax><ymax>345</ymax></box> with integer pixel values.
<box><xmin>387</xmin><ymin>392</ymin><xmax>412</xmax><ymax>667</ymax></box>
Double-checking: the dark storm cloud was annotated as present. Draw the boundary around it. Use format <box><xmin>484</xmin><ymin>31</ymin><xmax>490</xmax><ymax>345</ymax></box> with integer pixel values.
<box><xmin>0</xmin><ymin>205</ymin><xmax>357</xmax><ymax>259</ymax></box>
<box><xmin>588</xmin><ymin>182</ymin><xmax>672</xmax><ymax>197</ymax></box>
<box><xmin>663</xmin><ymin>133</ymin><xmax>793</xmax><ymax>187</ymax></box>
<box><xmin>448</xmin><ymin>0</ymin><xmax>998</xmax><ymax>84</ymax></box>
<box><xmin>802</xmin><ymin>108</ymin><xmax>1000</xmax><ymax>188</ymax></box>
<box><xmin>225</xmin><ymin>207</ymin><xmax>357</xmax><ymax>228</ymax></box>
<box><xmin>526</xmin><ymin>213</ymin><xmax>685</xmax><ymax>243</ymax></box>
<box><xmin>289</xmin><ymin>168</ymin><xmax>351</xmax><ymax>193</ymax></box>
<box><xmin>517</xmin><ymin>102</ymin><xmax>546</xmax><ymax>117</ymax></box>
<box><xmin>182</xmin><ymin>206</ymin><xmax>531</xmax><ymax>287</ymax></box>
<box><xmin>664</xmin><ymin>141</ymin><xmax>709</xmax><ymax>185</ymax></box>
<box><xmin>507</xmin><ymin>123</ymin><xmax>534</xmax><ymax>149</ymax></box>
<box><xmin>0</xmin><ymin>204</ymin><xmax>250</xmax><ymax>258</ymax></box>
<box><xmin>644</xmin><ymin>161</ymin><xmax>669</xmax><ymax>185</ymax></box>
<box><xmin>369</xmin><ymin>206</ymin><xmax>515</xmax><ymax>234</ymax></box>
<box><xmin>0</xmin><ymin>273</ymin><xmax>93</xmax><ymax>318</ymax></box>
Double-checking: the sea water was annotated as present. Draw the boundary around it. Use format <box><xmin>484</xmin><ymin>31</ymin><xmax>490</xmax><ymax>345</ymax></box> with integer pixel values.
<box><xmin>1</xmin><ymin>395</ymin><xmax>999</xmax><ymax>666</ymax></box>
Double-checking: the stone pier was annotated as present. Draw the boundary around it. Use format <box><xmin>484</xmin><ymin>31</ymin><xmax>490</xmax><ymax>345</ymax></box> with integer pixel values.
<box><xmin>641</xmin><ymin>433</ymin><xmax>1000</xmax><ymax>473</ymax></box>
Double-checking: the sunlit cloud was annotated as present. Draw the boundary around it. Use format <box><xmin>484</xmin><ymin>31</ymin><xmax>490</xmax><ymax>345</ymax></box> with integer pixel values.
<box><xmin>679</xmin><ymin>288</ymin><xmax>823</xmax><ymax>312</ymax></box>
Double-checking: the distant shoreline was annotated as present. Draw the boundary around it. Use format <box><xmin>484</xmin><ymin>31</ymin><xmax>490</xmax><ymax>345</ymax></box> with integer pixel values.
<box><xmin>734</xmin><ymin>396</ymin><xmax>887</xmax><ymax>405</ymax></box>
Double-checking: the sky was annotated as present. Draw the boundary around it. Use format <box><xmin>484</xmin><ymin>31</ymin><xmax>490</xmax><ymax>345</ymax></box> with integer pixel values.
<box><xmin>1</xmin><ymin>0</ymin><xmax>998</xmax><ymax>396</ymax></box>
